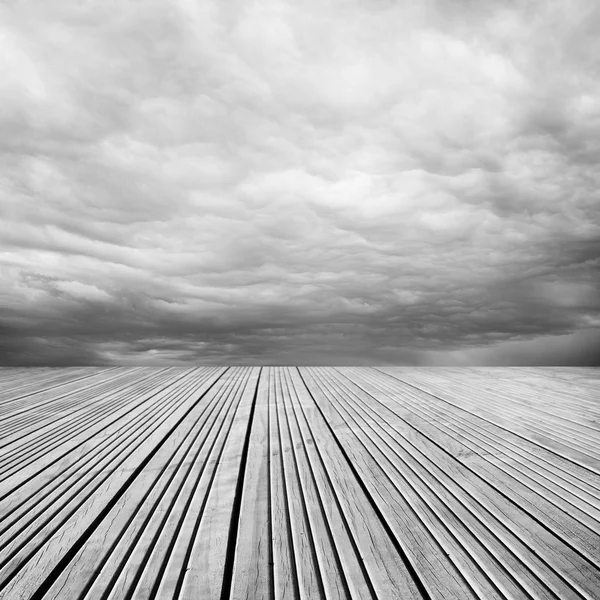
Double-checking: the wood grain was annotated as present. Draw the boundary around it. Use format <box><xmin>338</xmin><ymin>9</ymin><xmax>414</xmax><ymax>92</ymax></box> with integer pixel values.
<box><xmin>0</xmin><ymin>367</ymin><xmax>597</xmax><ymax>600</ymax></box>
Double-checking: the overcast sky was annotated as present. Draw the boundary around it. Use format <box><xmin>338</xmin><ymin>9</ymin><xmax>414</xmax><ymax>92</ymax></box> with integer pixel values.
<box><xmin>1</xmin><ymin>0</ymin><xmax>599</xmax><ymax>366</ymax></box>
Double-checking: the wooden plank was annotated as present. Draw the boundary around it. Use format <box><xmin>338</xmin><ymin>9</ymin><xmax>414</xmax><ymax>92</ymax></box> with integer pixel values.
<box><xmin>177</xmin><ymin>367</ymin><xmax>260</xmax><ymax>600</ymax></box>
<box><xmin>405</xmin><ymin>369</ymin><xmax>600</xmax><ymax>458</ymax></box>
<box><xmin>229</xmin><ymin>367</ymin><xmax>272</xmax><ymax>600</ymax></box>
<box><xmin>278</xmin><ymin>367</ymin><xmax>347</xmax><ymax>600</ymax></box>
<box><xmin>381</xmin><ymin>368</ymin><xmax>600</xmax><ymax>473</ymax></box>
<box><xmin>340</xmin><ymin>367</ymin><xmax>600</xmax><ymax>600</ymax></box>
<box><xmin>323</xmin><ymin>368</ymin><xmax>563</xmax><ymax>600</ymax></box>
<box><xmin>293</xmin><ymin>368</ymin><xmax>426</xmax><ymax>600</ymax></box>
<box><xmin>0</xmin><ymin>366</ymin><xmax>598</xmax><ymax>600</ymax></box>
<box><xmin>38</xmin><ymin>367</ymin><xmax>244</xmax><ymax>600</ymax></box>
<box><xmin>0</xmin><ymin>368</ymin><xmax>191</xmax><ymax>486</ymax></box>
<box><xmin>371</xmin><ymin>368</ymin><xmax>600</xmax><ymax>505</ymax></box>
<box><xmin>0</xmin><ymin>369</ymin><xmax>212</xmax><ymax>557</ymax></box>
<box><xmin>0</xmin><ymin>368</ymin><xmax>227</xmax><ymax>599</ymax></box>
<box><xmin>267</xmin><ymin>368</ymin><xmax>298</xmax><ymax>600</ymax></box>
<box><xmin>302</xmin><ymin>367</ymin><xmax>480</xmax><ymax>600</ymax></box>
<box><xmin>356</xmin><ymin>369</ymin><xmax>600</xmax><ymax>526</ymax></box>
<box><xmin>0</xmin><ymin>368</ymin><xmax>106</xmax><ymax>403</ymax></box>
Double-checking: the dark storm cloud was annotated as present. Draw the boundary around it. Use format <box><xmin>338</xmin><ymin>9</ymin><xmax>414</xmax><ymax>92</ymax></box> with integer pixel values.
<box><xmin>1</xmin><ymin>0</ymin><xmax>599</xmax><ymax>365</ymax></box>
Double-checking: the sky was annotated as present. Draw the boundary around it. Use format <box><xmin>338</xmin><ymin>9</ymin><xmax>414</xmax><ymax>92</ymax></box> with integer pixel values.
<box><xmin>1</xmin><ymin>0</ymin><xmax>599</xmax><ymax>366</ymax></box>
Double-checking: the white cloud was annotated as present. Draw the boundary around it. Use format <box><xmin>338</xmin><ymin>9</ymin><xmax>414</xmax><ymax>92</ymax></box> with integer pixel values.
<box><xmin>0</xmin><ymin>0</ymin><xmax>599</xmax><ymax>365</ymax></box>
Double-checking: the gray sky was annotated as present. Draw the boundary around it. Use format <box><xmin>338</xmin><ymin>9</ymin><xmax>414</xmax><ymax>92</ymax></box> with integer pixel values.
<box><xmin>1</xmin><ymin>0</ymin><xmax>599</xmax><ymax>366</ymax></box>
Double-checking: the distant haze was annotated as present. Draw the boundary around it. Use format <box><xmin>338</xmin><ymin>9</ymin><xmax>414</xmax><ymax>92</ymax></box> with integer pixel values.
<box><xmin>1</xmin><ymin>0</ymin><xmax>599</xmax><ymax>366</ymax></box>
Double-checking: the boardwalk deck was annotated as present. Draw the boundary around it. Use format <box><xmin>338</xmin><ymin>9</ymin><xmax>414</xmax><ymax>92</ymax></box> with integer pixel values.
<box><xmin>0</xmin><ymin>366</ymin><xmax>598</xmax><ymax>600</ymax></box>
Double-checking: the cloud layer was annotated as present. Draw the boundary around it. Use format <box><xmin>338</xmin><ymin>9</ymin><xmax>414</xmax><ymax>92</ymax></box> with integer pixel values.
<box><xmin>1</xmin><ymin>0</ymin><xmax>599</xmax><ymax>365</ymax></box>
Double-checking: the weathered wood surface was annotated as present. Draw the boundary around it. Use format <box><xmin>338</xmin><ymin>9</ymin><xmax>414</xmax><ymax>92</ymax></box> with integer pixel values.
<box><xmin>0</xmin><ymin>366</ymin><xmax>598</xmax><ymax>600</ymax></box>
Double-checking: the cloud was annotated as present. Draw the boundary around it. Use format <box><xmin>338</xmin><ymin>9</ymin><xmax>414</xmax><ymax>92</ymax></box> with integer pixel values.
<box><xmin>1</xmin><ymin>0</ymin><xmax>599</xmax><ymax>365</ymax></box>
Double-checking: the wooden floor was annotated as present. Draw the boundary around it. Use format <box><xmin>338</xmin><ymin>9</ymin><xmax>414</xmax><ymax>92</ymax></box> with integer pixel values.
<box><xmin>0</xmin><ymin>366</ymin><xmax>599</xmax><ymax>600</ymax></box>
